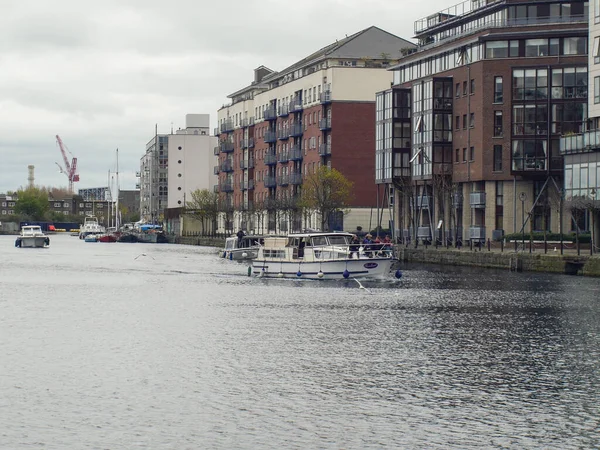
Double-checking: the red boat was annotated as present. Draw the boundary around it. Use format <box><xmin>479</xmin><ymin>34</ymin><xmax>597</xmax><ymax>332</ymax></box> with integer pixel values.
<box><xmin>97</xmin><ymin>233</ymin><xmax>118</xmax><ymax>243</ymax></box>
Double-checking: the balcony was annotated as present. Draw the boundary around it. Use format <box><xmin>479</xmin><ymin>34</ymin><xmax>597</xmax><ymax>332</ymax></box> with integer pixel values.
<box><xmin>289</xmin><ymin>99</ymin><xmax>303</xmax><ymax>113</ymax></box>
<box><xmin>265</xmin><ymin>152</ymin><xmax>277</xmax><ymax>165</ymax></box>
<box><xmin>220</xmin><ymin>119</ymin><xmax>234</xmax><ymax>133</ymax></box>
<box><xmin>220</xmin><ymin>182</ymin><xmax>234</xmax><ymax>193</ymax></box>
<box><xmin>319</xmin><ymin>143</ymin><xmax>331</xmax><ymax>156</ymax></box>
<box><xmin>264</xmin><ymin>130</ymin><xmax>277</xmax><ymax>143</ymax></box>
<box><xmin>214</xmin><ymin>165</ymin><xmax>220</xmax><ymax>175</ymax></box>
<box><xmin>214</xmin><ymin>127</ymin><xmax>220</xmax><ymax>136</ymax></box>
<box><xmin>277</xmin><ymin>175</ymin><xmax>289</xmax><ymax>186</ymax></box>
<box><xmin>560</xmin><ymin>130</ymin><xmax>600</xmax><ymax>155</ymax></box>
<box><xmin>277</xmin><ymin>128</ymin><xmax>289</xmax><ymax>140</ymax></box>
<box><xmin>220</xmin><ymin>159</ymin><xmax>234</xmax><ymax>172</ymax></box>
<box><xmin>320</xmin><ymin>90</ymin><xmax>332</xmax><ymax>104</ymax></box>
<box><xmin>264</xmin><ymin>108</ymin><xmax>277</xmax><ymax>121</ymax></box>
<box><xmin>241</xmin><ymin>117</ymin><xmax>255</xmax><ymax>128</ymax></box>
<box><xmin>213</xmin><ymin>184</ymin><xmax>219</xmax><ymax>193</ymax></box>
<box><xmin>240</xmin><ymin>179</ymin><xmax>255</xmax><ymax>191</ymax></box>
<box><xmin>289</xmin><ymin>123</ymin><xmax>303</xmax><ymax>137</ymax></box>
<box><xmin>319</xmin><ymin>117</ymin><xmax>331</xmax><ymax>130</ymax></box>
<box><xmin>278</xmin><ymin>151</ymin><xmax>289</xmax><ymax>163</ymax></box>
<box><xmin>469</xmin><ymin>226</ymin><xmax>486</xmax><ymax>241</ymax></box>
<box><xmin>264</xmin><ymin>175</ymin><xmax>277</xmax><ymax>188</ymax></box>
<box><xmin>240</xmin><ymin>158</ymin><xmax>254</xmax><ymax>170</ymax></box>
<box><xmin>290</xmin><ymin>172</ymin><xmax>302</xmax><ymax>185</ymax></box>
<box><xmin>470</xmin><ymin>192</ymin><xmax>486</xmax><ymax>208</ymax></box>
<box><xmin>289</xmin><ymin>145</ymin><xmax>303</xmax><ymax>161</ymax></box>
<box><xmin>135</xmin><ymin>183</ymin><xmax>140</xmax><ymax>189</ymax></box>
<box><xmin>220</xmin><ymin>141</ymin><xmax>234</xmax><ymax>153</ymax></box>
<box><xmin>278</xmin><ymin>104</ymin><xmax>289</xmax><ymax>117</ymax></box>
<box><xmin>135</xmin><ymin>171</ymin><xmax>141</xmax><ymax>177</ymax></box>
<box><xmin>241</xmin><ymin>138</ymin><xmax>255</xmax><ymax>149</ymax></box>
<box><xmin>214</xmin><ymin>146</ymin><xmax>220</xmax><ymax>156</ymax></box>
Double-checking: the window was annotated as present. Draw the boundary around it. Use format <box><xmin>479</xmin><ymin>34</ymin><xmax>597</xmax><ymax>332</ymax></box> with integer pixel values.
<box><xmin>463</xmin><ymin>81</ymin><xmax>468</xmax><ymax>96</ymax></box>
<box><xmin>495</xmin><ymin>181</ymin><xmax>504</xmax><ymax>230</ymax></box>
<box><xmin>462</xmin><ymin>148</ymin><xmax>467</xmax><ymax>162</ymax></box>
<box><xmin>494</xmin><ymin>77</ymin><xmax>503</xmax><ymax>103</ymax></box>
<box><xmin>594</xmin><ymin>36</ymin><xmax>600</xmax><ymax>64</ymax></box>
<box><xmin>455</xmin><ymin>115</ymin><xmax>460</xmax><ymax>129</ymax></box>
<box><xmin>551</xmin><ymin>67</ymin><xmax>588</xmax><ymax>99</ymax></box>
<box><xmin>462</xmin><ymin>114</ymin><xmax>467</xmax><ymax>129</ymax></box>
<box><xmin>563</xmin><ymin>37</ymin><xmax>587</xmax><ymax>56</ymax></box>
<box><xmin>470</xmin><ymin>79</ymin><xmax>475</xmax><ymax>94</ymax></box>
<box><xmin>595</xmin><ymin>76</ymin><xmax>600</xmax><ymax>104</ymax></box>
<box><xmin>513</xmin><ymin>68</ymin><xmax>548</xmax><ymax>101</ymax></box>
<box><xmin>493</xmin><ymin>145</ymin><xmax>503</xmax><ymax>171</ymax></box>
<box><xmin>513</xmin><ymin>104</ymin><xmax>548</xmax><ymax>135</ymax></box>
<box><xmin>469</xmin><ymin>113</ymin><xmax>475</xmax><ymax>128</ymax></box>
<box><xmin>494</xmin><ymin>111</ymin><xmax>503</xmax><ymax>137</ymax></box>
<box><xmin>486</xmin><ymin>41</ymin><xmax>509</xmax><ymax>58</ymax></box>
<box><xmin>455</xmin><ymin>83</ymin><xmax>460</xmax><ymax>98</ymax></box>
<box><xmin>525</xmin><ymin>39</ymin><xmax>548</xmax><ymax>57</ymax></box>
<box><xmin>469</xmin><ymin>146</ymin><xmax>474</xmax><ymax>161</ymax></box>
<box><xmin>455</xmin><ymin>148</ymin><xmax>460</xmax><ymax>163</ymax></box>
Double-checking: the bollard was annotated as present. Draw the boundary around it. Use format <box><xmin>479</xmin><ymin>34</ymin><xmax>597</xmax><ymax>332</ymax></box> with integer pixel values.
<box><xmin>500</xmin><ymin>239</ymin><xmax>504</xmax><ymax>252</ymax></box>
<box><xmin>487</xmin><ymin>239</ymin><xmax>491</xmax><ymax>252</ymax></box>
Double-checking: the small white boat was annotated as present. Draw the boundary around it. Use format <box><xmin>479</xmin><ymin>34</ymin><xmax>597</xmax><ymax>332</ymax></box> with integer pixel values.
<box><xmin>15</xmin><ymin>225</ymin><xmax>50</xmax><ymax>248</ymax></box>
<box><xmin>79</xmin><ymin>216</ymin><xmax>106</xmax><ymax>240</ymax></box>
<box><xmin>222</xmin><ymin>235</ymin><xmax>265</xmax><ymax>261</ymax></box>
<box><xmin>252</xmin><ymin>231</ymin><xmax>398</xmax><ymax>280</ymax></box>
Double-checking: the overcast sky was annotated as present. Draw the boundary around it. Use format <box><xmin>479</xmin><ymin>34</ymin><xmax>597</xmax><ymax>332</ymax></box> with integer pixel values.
<box><xmin>0</xmin><ymin>0</ymin><xmax>450</xmax><ymax>194</ymax></box>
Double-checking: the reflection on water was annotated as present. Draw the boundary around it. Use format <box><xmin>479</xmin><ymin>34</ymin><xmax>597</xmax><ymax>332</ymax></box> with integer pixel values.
<box><xmin>0</xmin><ymin>234</ymin><xmax>599</xmax><ymax>449</ymax></box>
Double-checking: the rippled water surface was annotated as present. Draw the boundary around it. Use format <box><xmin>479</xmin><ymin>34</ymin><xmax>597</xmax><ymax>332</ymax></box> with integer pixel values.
<box><xmin>1</xmin><ymin>234</ymin><xmax>599</xmax><ymax>449</ymax></box>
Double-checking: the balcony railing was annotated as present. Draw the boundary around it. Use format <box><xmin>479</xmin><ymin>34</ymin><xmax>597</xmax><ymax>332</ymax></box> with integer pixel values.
<box><xmin>214</xmin><ymin>165</ymin><xmax>220</xmax><ymax>175</ymax></box>
<box><xmin>214</xmin><ymin>127</ymin><xmax>220</xmax><ymax>136</ymax></box>
<box><xmin>320</xmin><ymin>90</ymin><xmax>332</xmax><ymax>103</ymax></box>
<box><xmin>220</xmin><ymin>141</ymin><xmax>234</xmax><ymax>153</ymax></box>
<box><xmin>289</xmin><ymin>123</ymin><xmax>303</xmax><ymax>137</ymax></box>
<box><xmin>241</xmin><ymin>138</ymin><xmax>255</xmax><ymax>149</ymax></box>
<box><xmin>278</xmin><ymin>151</ymin><xmax>289</xmax><ymax>163</ymax></box>
<box><xmin>277</xmin><ymin>128</ymin><xmax>289</xmax><ymax>140</ymax></box>
<box><xmin>241</xmin><ymin>117</ymin><xmax>255</xmax><ymax>128</ymax></box>
<box><xmin>214</xmin><ymin>146</ymin><xmax>220</xmax><ymax>156</ymax></box>
<box><xmin>220</xmin><ymin>120</ymin><xmax>234</xmax><ymax>133</ymax></box>
<box><xmin>220</xmin><ymin>182</ymin><xmax>234</xmax><ymax>193</ymax></box>
<box><xmin>289</xmin><ymin>172</ymin><xmax>302</xmax><ymax>185</ymax></box>
<box><xmin>289</xmin><ymin>99</ymin><xmax>303</xmax><ymax>112</ymax></box>
<box><xmin>264</xmin><ymin>153</ymin><xmax>277</xmax><ymax>165</ymax></box>
<box><xmin>469</xmin><ymin>225</ymin><xmax>486</xmax><ymax>241</ymax></box>
<box><xmin>277</xmin><ymin>175</ymin><xmax>289</xmax><ymax>186</ymax></box>
<box><xmin>319</xmin><ymin>143</ymin><xmax>331</xmax><ymax>156</ymax></box>
<box><xmin>220</xmin><ymin>159</ymin><xmax>234</xmax><ymax>172</ymax></box>
<box><xmin>470</xmin><ymin>192</ymin><xmax>486</xmax><ymax>208</ymax></box>
<box><xmin>264</xmin><ymin>108</ymin><xmax>277</xmax><ymax>121</ymax></box>
<box><xmin>560</xmin><ymin>130</ymin><xmax>600</xmax><ymax>154</ymax></box>
<box><xmin>264</xmin><ymin>175</ymin><xmax>276</xmax><ymax>188</ymax></box>
<box><xmin>319</xmin><ymin>118</ymin><xmax>331</xmax><ymax>130</ymax></box>
<box><xmin>264</xmin><ymin>130</ymin><xmax>277</xmax><ymax>143</ymax></box>
<box><xmin>289</xmin><ymin>145</ymin><xmax>303</xmax><ymax>161</ymax></box>
<box><xmin>278</xmin><ymin>104</ymin><xmax>289</xmax><ymax>117</ymax></box>
<box><xmin>240</xmin><ymin>179</ymin><xmax>255</xmax><ymax>191</ymax></box>
<box><xmin>240</xmin><ymin>158</ymin><xmax>254</xmax><ymax>170</ymax></box>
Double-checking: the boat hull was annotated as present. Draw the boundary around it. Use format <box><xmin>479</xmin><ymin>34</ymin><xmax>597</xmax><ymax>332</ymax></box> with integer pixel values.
<box><xmin>252</xmin><ymin>257</ymin><xmax>395</xmax><ymax>280</ymax></box>
<box><xmin>224</xmin><ymin>248</ymin><xmax>260</xmax><ymax>261</ymax></box>
<box><xmin>17</xmin><ymin>236</ymin><xmax>49</xmax><ymax>248</ymax></box>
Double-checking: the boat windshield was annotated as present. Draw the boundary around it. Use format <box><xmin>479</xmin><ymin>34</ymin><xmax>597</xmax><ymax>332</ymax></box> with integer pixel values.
<box><xmin>328</xmin><ymin>235</ymin><xmax>350</xmax><ymax>245</ymax></box>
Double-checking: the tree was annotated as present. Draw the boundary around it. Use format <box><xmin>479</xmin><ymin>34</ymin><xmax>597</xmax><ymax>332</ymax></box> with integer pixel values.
<box><xmin>14</xmin><ymin>187</ymin><xmax>49</xmax><ymax>220</ymax></box>
<box><xmin>185</xmin><ymin>189</ymin><xmax>219</xmax><ymax>235</ymax></box>
<box><xmin>299</xmin><ymin>167</ymin><xmax>353</xmax><ymax>231</ymax></box>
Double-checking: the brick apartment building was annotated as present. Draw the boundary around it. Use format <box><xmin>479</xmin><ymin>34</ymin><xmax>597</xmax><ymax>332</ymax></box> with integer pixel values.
<box><xmin>377</xmin><ymin>0</ymin><xmax>588</xmax><ymax>244</ymax></box>
<box><xmin>216</xmin><ymin>26</ymin><xmax>415</xmax><ymax>234</ymax></box>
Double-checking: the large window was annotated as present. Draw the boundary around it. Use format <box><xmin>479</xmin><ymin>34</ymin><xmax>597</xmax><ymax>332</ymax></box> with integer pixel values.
<box><xmin>494</xmin><ymin>111</ymin><xmax>503</xmax><ymax>137</ymax></box>
<box><xmin>512</xmin><ymin>140</ymin><xmax>546</xmax><ymax>171</ymax></box>
<box><xmin>513</xmin><ymin>69</ymin><xmax>548</xmax><ymax>101</ymax></box>
<box><xmin>563</xmin><ymin>37</ymin><xmax>587</xmax><ymax>55</ymax></box>
<box><xmin>551</xmin><ymin>67</ymin><xmax>588</xmax><ymax>99</ymax></box>
<box><xmin>493</xmin><ymin>145</ymin><xmax>503</xmax><ymax>171</ymax></box>
<box><xmin>595</xmin><ymin>76</ymin><xmax>600</xmax><ymax>104</ymax></box>
<box><xmin>494</xmin><ymin>76</ymin><xmax>503</xmax><ymax>103</ymax></box>
<box><xmin>513</xmin><ymin>104</ymin><xmax>548</xmax><ymax>135</ymax></box>
<box><xmin>486</xmin><ymin>41</ymin><xmax>508</xmax><ymax>58</ymax></box>
<box><xmin>551</xmin><ymin>103</ymin><xmax>587</xmax><ymax>134</ymax></box>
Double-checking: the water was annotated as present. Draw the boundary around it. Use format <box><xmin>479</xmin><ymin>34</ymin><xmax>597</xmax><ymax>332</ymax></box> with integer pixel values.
<box><xmin>1</xmin><ymin>234</ymin><xmax>599</xmax><ymax>449</ymax></box>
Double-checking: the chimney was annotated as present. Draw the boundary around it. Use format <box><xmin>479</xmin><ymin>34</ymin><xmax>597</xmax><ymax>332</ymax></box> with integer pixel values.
<box><xmin>28</xmin><ymin>165</ymin><xmax>35</xmax><ymax>188</ymax></box>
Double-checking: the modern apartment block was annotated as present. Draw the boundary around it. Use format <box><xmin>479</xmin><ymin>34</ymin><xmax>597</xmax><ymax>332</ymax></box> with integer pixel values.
<box><xmin>216</xmin><ymin>26</ymin><xmax>415</xmax><ymax>234</ymax></box>
<box><xmin>560</xmin><ymin>0</ymin><xmax>600</xmax><ymax>248</ymax></box>
<box><xmin>378</xmin><ymin>0</ymin><xmax>588</xmax><ymax>244</ymax></box>
<box><xmin>139</xmin><ymin>114</ymin><xmax>218</xmax><ymax>224</ymax></box>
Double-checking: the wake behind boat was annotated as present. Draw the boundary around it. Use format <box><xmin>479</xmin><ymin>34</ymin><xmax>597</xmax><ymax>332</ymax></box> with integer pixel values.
<box><xmin>252</xmin><ymin>231</ymin><xmax>398</xmax><ymax>280</ymax></box>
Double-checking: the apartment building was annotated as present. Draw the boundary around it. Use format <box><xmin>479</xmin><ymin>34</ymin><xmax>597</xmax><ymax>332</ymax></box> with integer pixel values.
<box><xmin>140</xmin><ymin>132</ymin><xmax>168</xmax><ymax>223</ymax></box>
<box><xmin>560</xmin><ymin>0</ymin><xmax>600</xmax><ymax>248</ymax></box>
<box><xmin>378</xmin><ymin>0</ymin><xmax>589</xmax><ymax>244</ymax></box>
<box><xmin>216</xmin><ymin>26</ymin><xmax>415</xmax><ymax>234</ymax></box>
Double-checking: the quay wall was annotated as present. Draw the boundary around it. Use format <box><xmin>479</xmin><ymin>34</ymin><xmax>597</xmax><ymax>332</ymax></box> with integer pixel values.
<box><xmin>398</xmin><ymin>248</ymin><xmax>600</xmax><ymax>277</ymax></box>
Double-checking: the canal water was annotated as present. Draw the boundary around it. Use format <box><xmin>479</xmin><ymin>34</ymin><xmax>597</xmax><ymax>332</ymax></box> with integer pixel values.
<box><xmin>1</xmin><ymin>234</ymin><xmax>599</xmax><ymax>449</ymax></box>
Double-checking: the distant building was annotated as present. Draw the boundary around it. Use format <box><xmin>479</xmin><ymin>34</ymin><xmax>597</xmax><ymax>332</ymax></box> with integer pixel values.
<box><xmin>216</xmin><ymin>26</ymin><xmax>415</xmax><ymax>234</ymax></box>
<box><xmin>78</xmin><ymin>187</ymin><xmax>109</xmax><ymax>201</ymax></box>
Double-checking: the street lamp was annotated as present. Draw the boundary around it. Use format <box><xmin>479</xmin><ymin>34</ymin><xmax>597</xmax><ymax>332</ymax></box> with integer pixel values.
<box><xmin>519</xmin><ymin>192</ymin><xmax>527</xmax><ymax>251</ymax></box>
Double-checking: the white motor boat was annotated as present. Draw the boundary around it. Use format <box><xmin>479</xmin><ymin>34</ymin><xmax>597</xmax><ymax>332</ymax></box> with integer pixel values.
<box><xmin>222</xmin><ymin>235</ymin><xmax>265</xmax><ymax>261</ymax></box>
<box><xmin>252</xmin><ymin>231</ymin><xmax>398</xmax><ymax>280</ymax></box>
<box><xmin>78</xmin><ymin>216</ymin><xmax>106</xmax><ymax>239</ymax></box>
<box><xmin>15</xmin><ymin>225</ymin><xmax>50</xmax><ymax>248</ymax></box>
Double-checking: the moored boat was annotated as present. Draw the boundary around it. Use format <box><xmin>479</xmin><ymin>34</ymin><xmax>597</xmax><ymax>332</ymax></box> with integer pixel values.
<box><xmin>222</xmin><ymin>235</ymin><xmax>265</xmax><ymax>260</ymax></box>
<box><xmin>15</xmin><ymin>225</ymin><xmax>50</xmax><ymax>248</ymax></box>
<box><xmin>252</xmin><ymin>231</ymin><xmax>399</xmax><ymax>280</ymax></box>
<box><xmin>79</xmin><ymin>216</ymin><xmax>106</xmax><ymax>240</ymax></box>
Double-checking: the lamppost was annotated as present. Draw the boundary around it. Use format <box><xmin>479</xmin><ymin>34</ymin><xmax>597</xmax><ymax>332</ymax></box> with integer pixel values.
<box><xmin>519</xmin><ymin>192</ymin><xmax>527</xmax><ymax>251</ymax></box>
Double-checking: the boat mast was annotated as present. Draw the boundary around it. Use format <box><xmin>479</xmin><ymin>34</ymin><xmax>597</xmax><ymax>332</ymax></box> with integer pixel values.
<box><xmin>116</xmin><ymin>148</ymin><xmax>120</xmax><ymax>230</ymax></box>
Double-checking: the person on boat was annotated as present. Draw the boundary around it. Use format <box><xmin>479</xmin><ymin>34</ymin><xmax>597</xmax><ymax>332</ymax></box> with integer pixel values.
<box><xmin>363</xmin><ymin>234</ymin><xmax>374</xmax><ymax>257</ymax></box>
<box><xmin>236</xmin><ymin>229</ymin><xmax>245</xmax><ymax>245</ymax></box>
<box><xmin>382</xmin><ymin>234</ymin><xmax>393</xmax><ymax>256</ymax></box>
<box><xmin>349</xmin><ymin>234</ymin><xmax>360</xmax><ymax>259</ymax></box>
